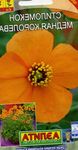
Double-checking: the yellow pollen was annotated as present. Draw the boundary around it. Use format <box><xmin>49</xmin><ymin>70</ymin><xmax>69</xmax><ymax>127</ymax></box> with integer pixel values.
<box><xmin>28</xmin><ymin>62</ymin><xmax>53</xmax><ymax>87</ymax></box>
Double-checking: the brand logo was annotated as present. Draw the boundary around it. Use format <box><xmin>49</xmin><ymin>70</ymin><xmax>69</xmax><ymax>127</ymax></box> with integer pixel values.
<box><xmin>19</xmin><ymin>130</ymin><xmax>63</xmax><ymax>146</ymax></box>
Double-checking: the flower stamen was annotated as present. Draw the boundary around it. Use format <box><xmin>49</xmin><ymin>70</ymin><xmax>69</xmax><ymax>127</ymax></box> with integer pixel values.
<box><xmin>28</xmin><ymin>62</ymin><xmax>53</xmax><ymax>87</ymax></box>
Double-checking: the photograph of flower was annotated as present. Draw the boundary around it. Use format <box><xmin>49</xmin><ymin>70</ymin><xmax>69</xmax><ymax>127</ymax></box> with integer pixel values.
<box><xmin>0</xmin><ymin>29</ymin><xmax>78</xmax><ymax>123</ymax></box>
<box><xmin>0</xmin><ymin>103</ymin><xmax>36</xmax><ymax>146</ymax></box>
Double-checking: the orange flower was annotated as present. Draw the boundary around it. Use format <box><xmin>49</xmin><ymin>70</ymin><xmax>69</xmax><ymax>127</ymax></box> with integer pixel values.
<box><xmin>50</xmin><ymin>0</ymin><xmax>78</xmax><ymax>19</ymax></box>
<box><xmin>12</xmin><ymin>105</ymin><xmax>18</xmax><ymax>110</ymax></box>
<box><xmin>0</xmin><ymin>30</ymin><xmax>78</xmax><ymax>122</ymax></box>
<box><xmin>1</xmin><ymin>109</ymin><xmax>8</xmax><ymax>119</ymax></box>
<box><xmin>8</xmin><ymin>109</ymin><xmax>13</xmax><ymax>115</ymax></box>
<box><xmin>12</xmin><ymin>115</ymin><xmax>18</xmax><ymax>120</ymax></box>
<box><xmin>16</xmin><ymin>109</ymin><xmax>24</xmax><ymax>115</ymax></box>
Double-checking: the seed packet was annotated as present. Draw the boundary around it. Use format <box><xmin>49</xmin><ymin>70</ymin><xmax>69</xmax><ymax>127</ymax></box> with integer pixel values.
<box><xmin>0</xmin><ymin>0</ymin><xmax>78</xmax><ymax>150</ymax></box>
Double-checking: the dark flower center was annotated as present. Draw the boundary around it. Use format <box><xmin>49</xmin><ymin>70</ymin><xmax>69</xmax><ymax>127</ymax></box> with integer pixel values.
<box><xmin>28</xmin><ymin>62</ymin><xmax>52</xmax><ymax>87</ymax></box>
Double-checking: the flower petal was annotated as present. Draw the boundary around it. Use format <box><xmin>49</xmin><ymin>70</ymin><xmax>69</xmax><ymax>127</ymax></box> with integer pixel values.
<box><xmin>7</xmin><ymin>30</ymin><xmax>54</xmax><ymax>66</ymax></box>
<box><xmin>0</xmin><ymin>78</ymin><xmax>32</xmax><ymax>104</ymax></box>
<box><xmin>63</xmin><ymin>10</ymin><xmax>78</xmax><ymax>19</ymax></box>
<box><xmin>48</xmin><ymin>44</ymin><xmax>78</xmax><ymax>89</ymax></box>
<box><xmin>32</xmin><ymin>83</ymin><xmax>72</xmax><ymax>122</ymax></box>
<box><xmin>0</xmin><ymin>52</ymin><xmax>27</xmax><ymax>79</ymax></box>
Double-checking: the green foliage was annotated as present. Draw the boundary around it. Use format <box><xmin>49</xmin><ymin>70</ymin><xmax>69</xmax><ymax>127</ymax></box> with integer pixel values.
<box><xmin>0</xmin><ymin>105</ymin><xmax>4</xmax><ymax>114</ymax></box>
<box><xmin>2</xmin><ymin>114</ymin><xmax>34</xmax><ymax>144</ymax></box>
